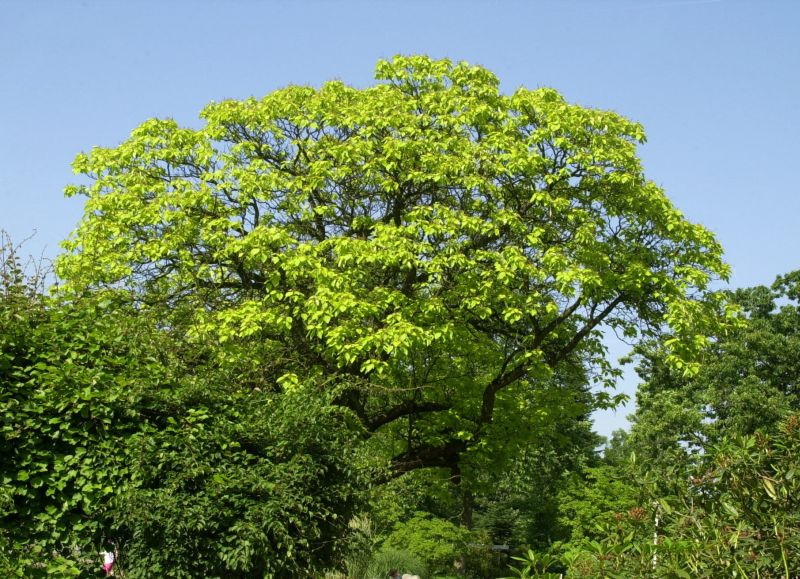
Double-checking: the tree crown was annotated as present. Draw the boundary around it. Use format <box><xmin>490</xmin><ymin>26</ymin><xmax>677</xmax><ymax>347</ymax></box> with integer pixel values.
<box><xmin>57</xmin><ymin>55</ymin><xmax>730</xmax><ymax>476</ymax></box>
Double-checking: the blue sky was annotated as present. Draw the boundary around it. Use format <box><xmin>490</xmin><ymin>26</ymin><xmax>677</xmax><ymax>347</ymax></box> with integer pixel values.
<box><xmin>2</xmin><ymin>0</ymin><xmax>798</xmax><ymax>437</ymax></box>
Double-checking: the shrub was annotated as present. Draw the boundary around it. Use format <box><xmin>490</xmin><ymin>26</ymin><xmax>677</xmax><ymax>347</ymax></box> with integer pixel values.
<box><xmin>367</xmin><ymin>547</ymin><xmax>427</xmax><ymax>578</ymax></box>
<box><xmin>382</xmin><ymin>512</ymin><xmax>470</xmax><ymax>575</ymax></box>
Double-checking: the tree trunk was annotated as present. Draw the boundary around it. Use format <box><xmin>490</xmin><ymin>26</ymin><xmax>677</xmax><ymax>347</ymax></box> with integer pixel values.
<box><xmin>450</xmin><ymin>464</ymin><xmax>474</xmax><ymax>529</ymax></box>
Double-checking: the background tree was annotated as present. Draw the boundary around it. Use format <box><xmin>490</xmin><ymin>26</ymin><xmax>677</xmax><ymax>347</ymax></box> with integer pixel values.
<box><xmin>358</xmin><ymin>387</ymin><xmax>601</xmax><ymax>575</ymax></box>
<box><xmin>471</xmin><ymin>391</ymin><xmax>601</xmax><ymax>549</ymax></box>
<box><xmin>521</xmin><ymin>271</ymin><xmax>800</xmax><ymax>577</ymax></box>
<box><xmin>532</xmin><ymin>415</ymin><xmax>800</xmax><ymax>578</ymax></box>
<box><xmin>629</xmin><ymin>270</ymin><xmax>800</xmax><ymax>464</ymax></box>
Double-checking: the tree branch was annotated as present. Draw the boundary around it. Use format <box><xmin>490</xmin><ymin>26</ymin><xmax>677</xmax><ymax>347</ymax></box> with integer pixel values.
<box><xmin>478</xmin><ymin>362</ymin><xmax>528</xmax><ymax>427</ymax></box>
<box><xmin>547</xmin><ymin>293</ymin><xmax>626</xmax><ymax>366</ymax></box>
<box><xmin>366</xmin><ymin>400</ymin><xmax>450</xmax><ymax>432</ymax></box>
<box><xmin>389</xmin><ymin>439</ymin><xmax>468</xmax><ymax>478</ymax></box>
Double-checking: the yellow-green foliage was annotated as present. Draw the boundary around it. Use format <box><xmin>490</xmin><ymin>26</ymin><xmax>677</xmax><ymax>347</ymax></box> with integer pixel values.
<box><xmin>56</xmin><ymin>56</ymin><xmax>730</xmax><ymax>485</ymax></box>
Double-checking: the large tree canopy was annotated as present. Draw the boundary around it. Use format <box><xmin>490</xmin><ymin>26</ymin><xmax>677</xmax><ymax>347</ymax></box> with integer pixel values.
<box><xmin>58</xmin><ymin>55</ymin><xmax>728</xmax><ymax>480</ymax></box>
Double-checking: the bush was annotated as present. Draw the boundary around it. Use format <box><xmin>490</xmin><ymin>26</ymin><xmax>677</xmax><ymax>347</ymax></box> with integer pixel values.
<box><xmin>367</xmin><ymin>547</ymin><xmax>427</xmax><ymax>578</ymax></box>
<box><xmin>0</xmin><ymin>271</ymin><xmax>364</xmax><ymax>576</ymax></box>
<box><xmin>110</xmin><ymin>381</ymin><xmax>363</xmax><ymax>577</ymax></box>
<box><xmin>531</xmin><ymin>415</ymin><xmax>800</xmax><ymax>577</ymax></box>
<box><xmin>382</xmin><ymin>512</ymin><xmax>470</xmax><ymax>575</ymax></box>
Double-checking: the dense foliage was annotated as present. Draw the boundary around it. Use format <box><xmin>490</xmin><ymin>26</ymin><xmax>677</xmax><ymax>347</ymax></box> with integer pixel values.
<box><xmin>11</xmin><ymin>55</ymin><xmax>800</xmax><ymax>577</ymax></box>
<box><xmin>0</xmin><ymin>241</ymin><xmax>361</xmax><ymax>577</ymax></box>
<box><xmin>630</xmin><ymin>271</ymin><xmax>800</xmax><ymax>461</ymax></box>
<box><xmin>507</xmin><ymin>414</ymin><xmax>800</xmax><ymax>578</ymax></box>
<box><xmin>57</xmin><ymin>55</ymin><xmax>727</xmax><ymax>494</ymax></box>
<box><xmin>1</xmin><ymin>245</ymin><xmax>144</xmax><ymax>575</ymax></box>
<box><xmin>504</xmin><ymin>271</ymin><xmax>800</xmax><ymax>578</ymax></box>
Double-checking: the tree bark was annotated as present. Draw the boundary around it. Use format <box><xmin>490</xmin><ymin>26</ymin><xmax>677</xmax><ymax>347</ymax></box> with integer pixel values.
<box><xmin>451</xmin><ymin>463</ymin><xmax>474</xmax><ymax>529</ymax></box>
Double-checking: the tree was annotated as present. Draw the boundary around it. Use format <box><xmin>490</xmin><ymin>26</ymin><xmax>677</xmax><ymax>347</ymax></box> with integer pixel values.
<box><xmin>57</xmin><ymin>55</ymin><xmax>728</xmax><ymax>493</ymax></box>
<box><xmin>544</xmin><ymin>416</ymin><xmax>800</xmax><ymax>578</ymax></box>
<box><xmin>471</xmin><ymin>397</ymin><xmax>602</xmax><ymax>549</ymax></box>
<box><xmin>534</xmin><ymin>271</ymin><xmax>800</xmax><ymax>576</ymax></box>
<box><xmin>629</xmin><ymin>270</ymin><xmax>800</xmax><ymax>464</ymax></box>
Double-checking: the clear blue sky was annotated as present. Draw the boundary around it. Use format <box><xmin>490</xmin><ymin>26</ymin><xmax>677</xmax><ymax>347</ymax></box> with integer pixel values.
<box><xmin>2</xmin><ymin>0</ymin><xmax>798</xmax><ymax>437</ymax></box>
